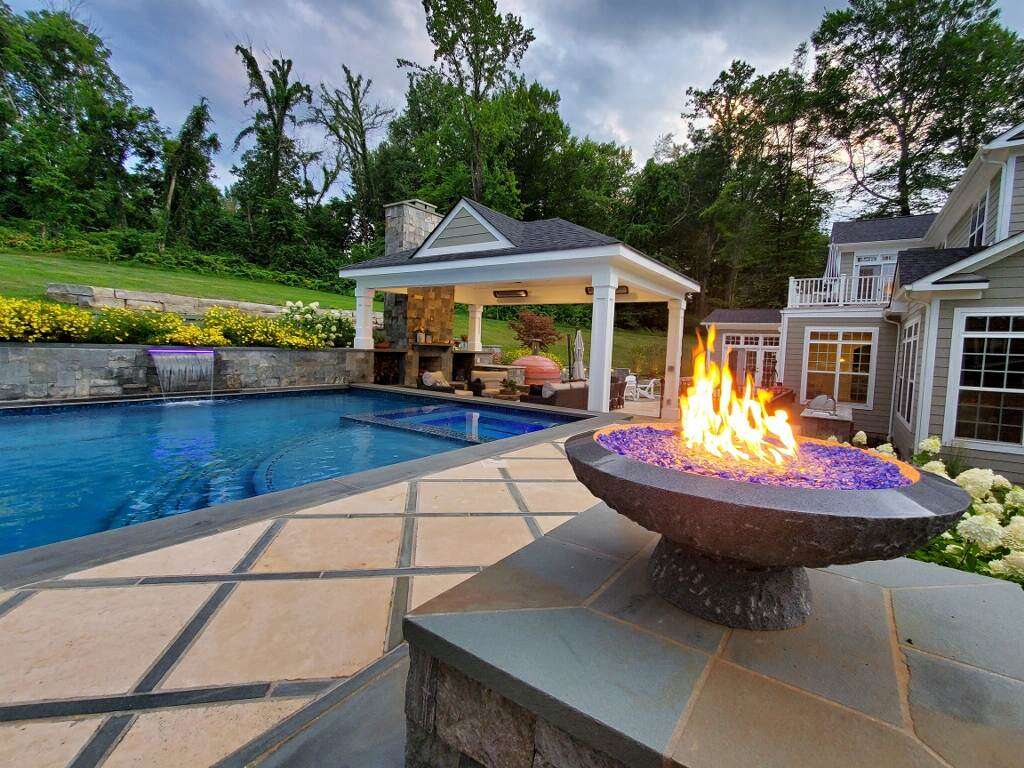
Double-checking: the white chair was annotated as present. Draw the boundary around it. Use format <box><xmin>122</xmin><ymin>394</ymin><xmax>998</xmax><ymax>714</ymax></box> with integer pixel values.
<box><xmin>637</xmin><ymin>378</ymin><xmax>660</xmax><ymax>400</ymax></box>
<box><xmin>624</xmin><ymin>375</ymin><xmax>638</xmax><ymax>401</ymax></box>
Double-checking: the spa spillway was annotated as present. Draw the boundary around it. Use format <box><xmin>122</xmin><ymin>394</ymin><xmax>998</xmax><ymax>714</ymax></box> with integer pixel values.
<box><xmin>565</xmin><ymin>424</ymin><xmax>971</xmax><ymax>630</ymax></box>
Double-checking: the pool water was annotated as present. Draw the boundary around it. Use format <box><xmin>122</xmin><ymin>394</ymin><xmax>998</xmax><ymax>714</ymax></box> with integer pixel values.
<box><xmin>0</xmin><ymin>390</ymin><xmax>575</xmax><ymax>555</ymax></box>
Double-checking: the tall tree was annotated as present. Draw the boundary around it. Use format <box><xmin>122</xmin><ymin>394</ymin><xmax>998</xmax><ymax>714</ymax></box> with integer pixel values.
<box><xmin>312</xmin><ymin>66</ymin><xmax>393</xmax><ymax>243</ymax></box>
<box><xmin>161</xmin><ymin>97</ymin><xmax>220</xmax><ymax>245</ymax></box>
<box><xmin>400</xmin><ymin>0</ymin><xmax>534</xmax><ymax>201</ymax></box>
<box><xmin>812</xmin><ymin>0</ymin><xmax>1024</xmax><ymax>216</ymax></box>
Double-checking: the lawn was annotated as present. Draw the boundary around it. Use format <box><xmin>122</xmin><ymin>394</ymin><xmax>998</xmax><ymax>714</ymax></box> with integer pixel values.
<box><xmin>1</xmin><ymin>250</ymin><xmax>691</xmax><ymax>372</ymax></box>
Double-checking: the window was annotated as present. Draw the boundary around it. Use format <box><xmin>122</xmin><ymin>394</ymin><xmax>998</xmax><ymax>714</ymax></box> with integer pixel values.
<box><xmin>895</xmin><ymin>320</ymin><xmax>920</xmax><ymax>425</ymax></box>
<box><xmin>804</xmin><ymin>329</ymin><xmax>875</xmax><ymax>406</ymax></box>
<box><xmin>724</xmin><ymin>334</ymin><xmax>742</xmax><ymax>346</ymax></box>
<box><xmin>853</xmin><ymin>253</ymin><xmax>897</xmax><ymax>302</ymax></box>
<box><xmin>968</xmin><ymin>192</ymin><xmax>988</xmax><ymax>247</ymax></box>
<box><xmin>953</xmin><ymin>313</ymin><xmax>1024</xmax><ymax>445</ymax></box>
<box><xmin>722</xmin><ymin>333</ymin><xmax>781</xmax><ymax>388</ymax></box>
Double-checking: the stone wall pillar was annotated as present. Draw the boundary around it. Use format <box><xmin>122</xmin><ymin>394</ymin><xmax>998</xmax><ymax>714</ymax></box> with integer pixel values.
<box><xmin>382</xmin><ymin>200</ymin><xmax>444</xmax><ymax>347</ymax></box>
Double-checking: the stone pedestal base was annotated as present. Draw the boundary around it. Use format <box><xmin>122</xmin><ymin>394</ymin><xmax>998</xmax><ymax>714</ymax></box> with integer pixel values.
<box><xmin>648</xmin><ymin>537</ymin><xmax>812</xmax><ymax>630</ymax></box>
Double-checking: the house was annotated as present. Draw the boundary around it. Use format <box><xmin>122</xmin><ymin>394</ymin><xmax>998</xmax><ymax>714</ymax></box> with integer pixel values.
<box><xmin>706</xmin><ymin>121</ymin><xmax>1024</xmax><ymax>477</ymax></box>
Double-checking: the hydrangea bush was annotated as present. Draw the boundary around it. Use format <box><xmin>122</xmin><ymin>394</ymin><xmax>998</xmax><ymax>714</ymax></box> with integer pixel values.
<box><xmin>281</xmin><ymin>301</ymin><xmax>354</xmax><ymax>348</ymax></box>
<box><xmin>908</xmin><ymin>438</ymin><xmax>1024</xmax><ymax>585</ymax></box>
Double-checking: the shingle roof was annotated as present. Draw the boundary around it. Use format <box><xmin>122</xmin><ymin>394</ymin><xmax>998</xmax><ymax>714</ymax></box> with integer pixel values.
<box><xmin>895</xmin><ymin>246</ymin><xmax>985</xmax><ymax>287</ymax></box>
<box><xmin>701</xmin><ymin>308</ymin><xmax>781</xmax><ymax>325</ymax></box>
<box><xmin>830</xmin><ymin>214</ymin><xmax>936</xmax><ymax>245</ymax></box>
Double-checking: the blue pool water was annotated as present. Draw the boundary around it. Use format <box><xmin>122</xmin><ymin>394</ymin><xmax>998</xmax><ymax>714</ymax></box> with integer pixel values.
<box><xmin>0</xmin><ymin>390</ymin><xmax>575</xmax><ymax>555</ymax></box>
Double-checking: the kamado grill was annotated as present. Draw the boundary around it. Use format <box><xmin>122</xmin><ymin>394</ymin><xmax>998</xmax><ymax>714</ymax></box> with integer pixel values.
<box><xmin>565</xmin><ymin>328</ymin><xmax>970</xmax><ymax>630</ymax></box>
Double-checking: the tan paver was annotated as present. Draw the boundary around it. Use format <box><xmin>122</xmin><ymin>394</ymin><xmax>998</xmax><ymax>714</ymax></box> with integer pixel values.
<box><xmin>414</xmin><ymin>518</ymin><xmax>534</xmax><ymax>567</ymax></box>
<box><xmin>417</xmin><ymin>481</ymin><xmax>519</xmax><ymax>514</ymax></box>
<box><xmin>501</xmin><ymin>443</ymin><xmax>565</xmax><ymax>459</ymax></box>
<box><xmin>423</xmin><ymin>460</ymin><xmax>506</xmax><ymax>480</ymax></box>
<box><xmin>66</xmin><ymin>521</ymin><xmax>273</xmax><ymax>579</ymax></box>
<box><xmin>514</xmin><ymin>482</ymin><xmax>599</xmax><ymax>514</ymax></box>
<box><xmin>251</xmin><ymin>518</ymin><xmax>402</xmax><ymax>572</ymax></box>
<box><xmin>0</xmin><ymin>584</ymin><xmax>215</xmax><ymax>701</ymax></box>
<box><xmin>103</xmin><ymin>698</ymin><xmax>308</xmax><ymax>768</ymax></box>
<box><xmin>502</xmin><ymin>459</ymin><xmax>577</xmax><ymax>481</ymax></box>
<box><xmin>410</xmin><ymin>573</ymin><xmax>474</xmax><ymax>609</ymax></box>
<box><xmin>300</xmin><ymin>483</ymin><xmax>408</xmax><ymax>515</ymax></box>
<box><xmin>161</xmin><ymin>578</ymin><xmax>393</xmax><ymax>688</ymax></box>
<box><xmin>534</xmin><ymin>515</ymin><xmax>574</xmax><ymax>533</ymax></box>
<box><xmin>0</xmin><ymin>718</ymin><xmax>102</xmax><ymax>768</ymax></box>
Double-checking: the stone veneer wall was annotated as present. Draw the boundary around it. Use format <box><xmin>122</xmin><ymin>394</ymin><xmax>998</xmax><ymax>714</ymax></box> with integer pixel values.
<box><xmin>405</xmin><ymin>647</ymin><xmax>626</xmax><ymax>768</ymax></box>
<box><xmin>406</xmin><ymin>286</ymin><xmax>455</xmax><ymax>342</ymax></box>
<box><xmin>0</xmin><ymin>344</ymin><xmax>373</xmax><ymax>402</ymax></box>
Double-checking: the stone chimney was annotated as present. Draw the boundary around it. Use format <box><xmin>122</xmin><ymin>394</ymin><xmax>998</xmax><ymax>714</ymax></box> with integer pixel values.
<box><xmin>384</xmin><ymin>199</ymin><xmax>443</xmax><ymax>256</ymax></box>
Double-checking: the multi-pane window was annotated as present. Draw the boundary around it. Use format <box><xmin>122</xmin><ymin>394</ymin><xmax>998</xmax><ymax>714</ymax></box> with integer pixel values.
<box><xmin>895</xmin><ymin>320</ymin><xmax>920</xmax><ymax>424</ymax></box>
<box><xmin>804</xmin><ymin>329</ymin><xmax>874</xmax><ymax>405</ymax></box>
<box><xmin>721</xmin><ymin>334</ymin><xmax>782</xmax><ymax>388</ymax></box>
<box><xmin>723</xmin><ymin>334</ymin><xmax>742</xmax><ymax>346</ymax></box>
<box><xmin>968</xmin><ymin>192</ymin><xmax>988</xmax><ymax>247</ymax></box>
<box><xmin>955</xmin><ymin>314</ymin><xmax>1024</xmax><ymax>445</ymax></box>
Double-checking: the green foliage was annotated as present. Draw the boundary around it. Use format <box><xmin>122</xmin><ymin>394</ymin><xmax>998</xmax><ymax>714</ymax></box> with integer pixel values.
<box><xmin>498</xmin><ymin>346</ymin><xmax>565</xmax><ymax>369</ymax></box>
<box><xmin>628</xmin><ymin>344</ymin><xmax>664</xmax><ymax>378</ymax></box>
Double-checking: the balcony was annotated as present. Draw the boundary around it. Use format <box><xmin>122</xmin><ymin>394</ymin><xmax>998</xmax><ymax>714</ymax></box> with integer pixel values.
<box><xmin>787</xmin><ymin>274</ymin><xmax>891</xmax><ymax>308</ymax></box>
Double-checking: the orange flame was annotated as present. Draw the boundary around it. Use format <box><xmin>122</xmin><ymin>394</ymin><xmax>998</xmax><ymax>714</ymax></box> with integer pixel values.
<box><xmin>680</xmin><ymin>325</ymin><xmax>797</xmax><ymax>465</ymax></box>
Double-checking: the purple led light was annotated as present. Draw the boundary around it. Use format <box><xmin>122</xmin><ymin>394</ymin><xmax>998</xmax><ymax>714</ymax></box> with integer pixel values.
<box><xmin>596</xmin><ymin>426</ymin><xmax>911</xmax><ymax>490</ymax></box>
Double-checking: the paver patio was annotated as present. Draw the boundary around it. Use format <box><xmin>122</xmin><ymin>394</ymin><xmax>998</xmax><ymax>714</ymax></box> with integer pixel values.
<box><xmin>0</xmin><ymin>436</ymin><xmax>598</xmax><ymax>767</ymax></box>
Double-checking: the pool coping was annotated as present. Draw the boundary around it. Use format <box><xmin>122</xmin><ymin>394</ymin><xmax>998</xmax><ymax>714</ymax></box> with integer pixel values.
<box><xmin>0</xmin><ymin>384</ymin><xmax>624</xmax><ymax>589</ymax></box>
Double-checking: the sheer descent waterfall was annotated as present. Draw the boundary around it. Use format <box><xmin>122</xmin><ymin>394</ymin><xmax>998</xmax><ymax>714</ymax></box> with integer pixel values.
<box><xmin>148</xmin><ymin>349</ymin><xmax>216</xmax><ymax>396</ymax></box>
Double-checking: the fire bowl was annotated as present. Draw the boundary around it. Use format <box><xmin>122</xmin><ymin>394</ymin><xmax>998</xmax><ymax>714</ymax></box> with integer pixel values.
<box><xmin>565</xmin><ymin>424</ymin><xmax>970</xmax><ymax>630</ymax></box>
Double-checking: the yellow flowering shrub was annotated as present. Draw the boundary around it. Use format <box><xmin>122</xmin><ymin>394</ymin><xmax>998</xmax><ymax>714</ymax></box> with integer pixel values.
<box><xmin>152</xmin><ymin>325</ymin><xmax>229</xmax><ymax>346</ymax></box>
<box><xmin>88</xmin><ymin>307</ymin><xmax>185</xmax><ymax>344</ymax></box>
<box><xmin>0</xmin><ymin>297</ymin><xmax>93</xmax><ymax>342</ymax></box>
<box><xmin>202</xmin><ymin>306</ymin><xmax>324</xmax><ymax>349</ymax></box>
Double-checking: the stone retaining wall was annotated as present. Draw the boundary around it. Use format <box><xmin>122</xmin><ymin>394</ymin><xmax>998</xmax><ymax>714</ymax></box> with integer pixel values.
<box><xmin>44</xmin><ymin>283</ymin><xmax>384</xmax><ymax>325</ymax></box>
<box><xmin>0</xmin><ymin>343</ymin><xmax>373</xmax><ymax>402</ymax></box>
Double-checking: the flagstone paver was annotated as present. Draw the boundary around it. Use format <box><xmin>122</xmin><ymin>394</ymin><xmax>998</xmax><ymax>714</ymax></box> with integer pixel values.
<box><xmin>423</xmin><ymin>460</ymin><xmax>507</xmax><ymax>480</ymax></box>
<box><xmin>414</xmin><ymin>517</ymin><xmax>535</xmax><ymax>567</ymax></box>
<box><xmin>416</xmin><ymin>480</ymin><xmax>520</xmax><ymax>514</ymax></box>
<box><xmin>410</xmin><ymin>573</ymin><xmax>475</xmax><ymax>610</ymax></box>
<box><xmin>501</xmin><ymin>443</ymin><xmax>566</xmax><ymax>459</ymax></box>
<box><xmin>532</xmin><ymin>515</ymin><xmax>574</xmax><ymax>533</ymax></box>
<box><xmin>502</xmin><ymin>458</ymin><xmax>579</xmax><ymax>480</ymax></box>
<box><xmin>298</xmin><ymin>482</ymin><xmax>408</xmax><ymax>515</ymax></box>
<box><xmin>0</xmin><ymin>719</ymin><xmax>103</xmax><ymax>767</ymax></box>
<box><xmin>250</xmin><ymin>518</ymin><xmax>402</xmax><ymax>572</ymax></box>
<box><xmin>515</xmin><ymin>481</ymin><xmax>600</xmax><ymax>513</ymax></box>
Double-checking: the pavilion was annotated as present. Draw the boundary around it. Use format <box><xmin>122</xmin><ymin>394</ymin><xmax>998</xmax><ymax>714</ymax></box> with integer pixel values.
<box><xmin>339</xmin><ymin>198</ymin><xmax>699</xmax><ymax>416</ymax></box>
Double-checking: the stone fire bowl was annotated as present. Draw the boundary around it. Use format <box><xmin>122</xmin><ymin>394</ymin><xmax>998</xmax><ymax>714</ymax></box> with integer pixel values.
<box><xmin>565</xmin><ymin>424</ymin><xmax>971</xmax><ymax>629</ymax></box>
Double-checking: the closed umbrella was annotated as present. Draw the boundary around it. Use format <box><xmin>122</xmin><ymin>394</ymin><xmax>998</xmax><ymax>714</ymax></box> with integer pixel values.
<box><xmin>572</xmin><ymin>330</ymin><xmax>586</xmax><ymax>381</ymax></box>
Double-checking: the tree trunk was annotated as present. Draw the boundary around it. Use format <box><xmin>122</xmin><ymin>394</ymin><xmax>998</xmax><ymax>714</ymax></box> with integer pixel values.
<box><xmin>471</xmin><ymin>127</ymin><xmax>484</xmax><ymax>201</ymax></box>
<box><xmin>897</xmin><ymin>136</ymin><xmax>911</xmax><ymax>216</ymax></box>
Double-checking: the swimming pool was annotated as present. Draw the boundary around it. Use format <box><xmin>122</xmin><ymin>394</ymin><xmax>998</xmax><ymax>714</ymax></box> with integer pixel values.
<box><xmin>0</xmin><ymin>390</ymin><xmax>577</xmax><ymax>555</ymax></box>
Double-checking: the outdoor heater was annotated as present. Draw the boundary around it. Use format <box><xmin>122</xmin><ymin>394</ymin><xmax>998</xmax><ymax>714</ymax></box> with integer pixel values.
<box><xmin>565</xmin><ymin>329</ymin><xmax>970</xmax><ymax>630</ymax></box>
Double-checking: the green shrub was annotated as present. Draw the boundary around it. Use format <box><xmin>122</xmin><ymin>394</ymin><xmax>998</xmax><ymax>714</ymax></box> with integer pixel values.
<box><xmin>202</xmin><ymin>306</ymin><xmax>324</xmax><ymax>349</ymax></box>
<box><xmin>281</xmin><ymin>301</ymin><xmax>354</xmax><ymax>347</ymax></box>
<box><xmin>89</xmin><ymin>307</ymin><xmax>184</xmax><ymax>344</ymax></box>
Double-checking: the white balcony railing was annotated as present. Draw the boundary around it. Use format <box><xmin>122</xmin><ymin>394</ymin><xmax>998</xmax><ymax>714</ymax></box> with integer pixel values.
<box><xmin>787</xmin><ymin>274</ymin><xmax>891</xmax><ymax>308</ymax></box>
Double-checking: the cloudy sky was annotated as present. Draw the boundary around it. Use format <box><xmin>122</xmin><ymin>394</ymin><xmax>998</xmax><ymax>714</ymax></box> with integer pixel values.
<box><xmin>11</xmin><ymin>0</ymin><xmax>1024</xmax><ymax>198</ymax></box>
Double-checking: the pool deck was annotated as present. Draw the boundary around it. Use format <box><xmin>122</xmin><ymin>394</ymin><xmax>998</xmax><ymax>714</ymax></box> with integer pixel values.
<box><xmin>0</xmin><ymin>395</ymin><xmax>625</xmax><ymax>767</ymax></box>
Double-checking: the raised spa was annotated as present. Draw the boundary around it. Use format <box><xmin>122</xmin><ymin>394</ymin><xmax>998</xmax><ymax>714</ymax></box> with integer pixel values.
<box><xmin>565</xmin><ymin>423</ymin><xmax>971</xmax><ymax>630</ymax></box>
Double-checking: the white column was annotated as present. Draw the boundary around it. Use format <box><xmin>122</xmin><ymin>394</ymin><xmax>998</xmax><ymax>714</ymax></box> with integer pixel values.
<box><xmin>662</xmin><ymin>298</ymin><xmax>686</xmax><ymax>420</ymax></box>
<box><xmin>587</xmin><ymin>270</ymin><xmax>618</xmax><ymax>412</ymax></box>
<box><xmin>354</xmin><ymin>282</ymin><xmax>375</xmax><ymax>350</ymax></box>
<box><xmin>467</xmin><ymin>304</ymin><xmax>483</xmax><ymax>352</ymax></box>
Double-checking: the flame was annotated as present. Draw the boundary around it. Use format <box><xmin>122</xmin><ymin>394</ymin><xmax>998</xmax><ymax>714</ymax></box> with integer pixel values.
<box><xmin>680</xmin><ymin>325</ymin><xmax>797</xmax><ymax>466</ymax></box>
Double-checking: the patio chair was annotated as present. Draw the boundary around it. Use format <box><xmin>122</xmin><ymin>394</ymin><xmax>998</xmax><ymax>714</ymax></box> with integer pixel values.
<box><xmin>624</xmin><ymin>375</ymin><xmax>638</xmax><ymax>401</ymax></box>
<box><xmin>637</xmin><ymin>378</ymin><xmax>660</xmax><ymax>400</ymax></box>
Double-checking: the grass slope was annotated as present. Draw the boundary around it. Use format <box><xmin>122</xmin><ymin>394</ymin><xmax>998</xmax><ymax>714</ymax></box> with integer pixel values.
<box><xmin>1</xmin><ymin>250</ymin><xmax>687</xmax><ymax>371</ymax></box>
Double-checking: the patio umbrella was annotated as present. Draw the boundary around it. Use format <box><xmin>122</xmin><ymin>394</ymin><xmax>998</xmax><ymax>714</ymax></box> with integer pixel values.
<box><xmin>571</xmin><ymin>330</ymin><xmax>586</xmax><ymax>381</ymax></box>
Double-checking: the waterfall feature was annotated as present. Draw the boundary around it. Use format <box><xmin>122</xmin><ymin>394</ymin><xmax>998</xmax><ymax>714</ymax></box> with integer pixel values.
<box><xmin>149</xmin><ymin>349</ymin><xmax>216</xmax><ymax>397</ymax></box>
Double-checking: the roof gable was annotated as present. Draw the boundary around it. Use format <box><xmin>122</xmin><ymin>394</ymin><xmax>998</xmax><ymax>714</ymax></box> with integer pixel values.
<box><xmin>416</xmin><ymin>199</ymin><xmax>512</xmax><ymax>256</ymax></box>
<box><xmin>896</xmin><ymin>247</ymin><xmax>984</xmax><ymax>287</ymax></box>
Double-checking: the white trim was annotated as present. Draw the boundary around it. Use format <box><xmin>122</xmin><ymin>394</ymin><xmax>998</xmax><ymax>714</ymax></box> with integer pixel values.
<box><xmin>799</xmin><ymin>326</ymin><xmax>879</xmax><ymax>410</ymax></box>
<box><xmin>699</xmin><ymin>321</ymin><xmax>781</xmax><ymax>331</ymax></box>
<box><xmin>967</xmin><ymin>188</ymin><xmax>989</xmax><ymax>247</ymax></box>
<box><xmin>985</xmin><ymin>121</ymin><xmax>1024</xmax><ymax>150</ymax></box>
<box><xmin>943</xmin><ymin>305</ymin><xmax>1024</xmax><ymax>455</ymax></box>
<box><xmin>997</xmin><ymin>154</ymin><xmax>1017</xmax><ymax>241</ymax></box>
<box><xmin>829</xmin><ymin>237</ymin><xmax>925</xmax><ymax>251</ymax></box>
<box><xmin>916</xmin><ymin>298</ymin><xmax>941</xmax><ymax>442</ymax></box>
<box><xmin>414</xmin><ymin>199</ymin><xmax>513</xmax><ymax>256</ymax></box>
<box><xmin>777</xmin><ymin>314</ymin><xmax>789</xmax><ymax>381</ymax></box>
<box><xmin>781</xmin><ymin>306</ymin><xmax>886</xmax><ymax>318</ymax></box>
<box><xmin>906</xmin><ymin>231</ymin><xmax>1024</xmax><ymax>288</ymax></box>
<box><xmin>894</xmin><ymin>317</ymin><xmax>921</xmax><ymax>429</ymax></box>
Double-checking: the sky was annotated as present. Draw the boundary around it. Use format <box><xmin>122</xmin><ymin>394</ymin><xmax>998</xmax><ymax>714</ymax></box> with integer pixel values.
<box><xmin>10</xmin><ymin>0</ymin><xmax>1024</xmax><ymax>203</ymax></box>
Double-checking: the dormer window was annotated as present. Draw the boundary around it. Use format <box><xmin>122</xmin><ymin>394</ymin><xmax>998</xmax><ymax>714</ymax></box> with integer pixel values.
<box><xmin>968</xmin><ymin>191</ymin><xmax>988</xmax><ymax>247</ymax></box>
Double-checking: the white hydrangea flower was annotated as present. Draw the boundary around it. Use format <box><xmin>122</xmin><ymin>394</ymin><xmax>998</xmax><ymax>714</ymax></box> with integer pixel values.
<box><xmin>917</xmin><ymin>436</ymin><xmax>941</xmax><ymax>455</ymax></box>
<box><xmin>943</xmin><ymin>543</ymin><xmax>964</xmax><ymax>555</ymax></box>
<box><xmin>873</xmin><ymin>443</ymin><xmax>895</xmax><ymax>456</ymax></box>
<box><xmin>992</xmin><ymin>474</ymin><xmax>1012</xmax><ymax>491</ymax></box>
<box><xmin>1001</xmin><ymin>517</ymin><xmax>1024</xmax><ymax>551</ymax></box>
<box><xmin>956</xmin><ymin>514</ymin><xmax>1004</xmax><ymax>551</ymax></box>
<box><xmin>973</xmin><ymin>500</ymin><xmax>1006</xmax><ymax>522</ymax></box>
<box><xmin>988</xmin><ymin>550</ymin><xmax>1024</xmax><ymax>579</ymax></box>
<box><xmin>285</xmin><ymin>300</ymin><xmax>294</xmax><ymax>307</ymax></box>
<box><xmin>825</xmin><ymin>435</ymin><xmax>839</xmax><ymax>443</ymax></box>
<box><xmin>1005</xmin><ymin>487</ymin><xmax>1024</xmax><ymax>512</ymax></box>
<box><xmin>955</xmin><ymin>468</ymin><xmax>995</xmax><ymax>499</ymax></box>
<box><xmin>920</xmin><ymin>460</ymin><xmax>949</xmax><ymax>478</ymax></box>
<box><xmin>852</xmin><ymin>431</ymin><xmax>867</xmax><ymax>446</ymax></box>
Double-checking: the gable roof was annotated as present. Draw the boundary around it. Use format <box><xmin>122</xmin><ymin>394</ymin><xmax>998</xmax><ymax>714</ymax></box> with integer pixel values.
<box><xmin>830</xmin><ymin>214</ymin><xmax>936</xmax><ymax>245</ymax></box>
<box><xmin>895</xmin><ymin>246</ymin><xmax>985</xmax><ymax>287</ymax></box>
<box><xmin>345</xmin><ymin>198</ymin><xmax>622</xmax><ymax>271</ymax></box>
<box><xmin>701</xmin><ymin>308</ymin><xmax>781</xmax><ymax>325</ymax></box>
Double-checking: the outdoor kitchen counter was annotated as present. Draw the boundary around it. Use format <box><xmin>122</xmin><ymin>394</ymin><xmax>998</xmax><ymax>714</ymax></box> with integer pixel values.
<box><xmin>403</xmin><ymin>504</ymin><xmax>1024</xmax><ymax>768</ymax></box>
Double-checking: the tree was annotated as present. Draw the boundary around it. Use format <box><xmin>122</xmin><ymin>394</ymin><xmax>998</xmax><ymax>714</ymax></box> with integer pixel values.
<box><xmin>312</xmin><ymin>65</ymin><xmax>393</xmax><ymax>243</ymax></box>
<box><xmin>161</xmin><ymin>97</ymin><xmax>220</xmax><ymax>245</ymax></box>
<box><xmin>401</xmin><ymin>0</ymin><xmax>534</xmax><ymax>201</ymax></box>
<box><xmin>509</xmin><ymin>309</ymin><xmax>561</xmax><ymax>349</ymax></box>
<box><xmin>812</xmin><ymin>0</ymin><xmax>1024</xmax><ymax>216</ymax></box>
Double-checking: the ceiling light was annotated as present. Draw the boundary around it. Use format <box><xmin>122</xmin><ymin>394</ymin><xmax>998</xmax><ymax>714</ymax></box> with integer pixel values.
<box><xmin>493</xmin><ymin>289</ymin><xmax>529</xmax><ymax>299</ymax></box>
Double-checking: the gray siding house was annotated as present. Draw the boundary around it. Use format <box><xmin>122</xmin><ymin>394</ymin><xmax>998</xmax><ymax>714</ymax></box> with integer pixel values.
<box><xmin>705</xmin><ymin>122</ymin><xmax>1024</xmax><ymax>478</ymax></box>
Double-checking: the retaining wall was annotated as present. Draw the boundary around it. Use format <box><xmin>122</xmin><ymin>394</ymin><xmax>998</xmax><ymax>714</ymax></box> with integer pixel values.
<box><xmin>0</xmin><ymin>344</ymin><xmax>374</xmax><ymax>402</ymax></box>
